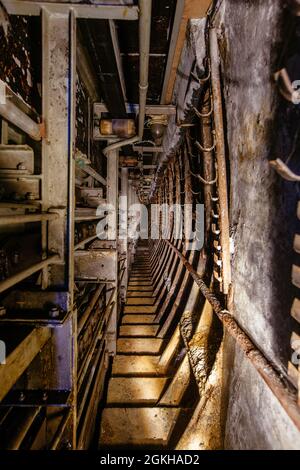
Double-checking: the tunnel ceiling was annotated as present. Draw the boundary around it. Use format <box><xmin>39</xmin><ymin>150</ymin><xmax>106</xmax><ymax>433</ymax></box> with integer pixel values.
<box><xmin>117</xmin><ymin>0</ymin><xmax>177</xmax><ymax>104</ymax></box>
<box><xmin>79</xmin><ymin>0</ymin><xmax>177</xmax><ymax>111</ymax></box>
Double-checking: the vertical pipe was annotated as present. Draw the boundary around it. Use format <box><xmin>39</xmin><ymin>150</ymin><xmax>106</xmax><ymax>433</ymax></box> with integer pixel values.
<box><xmin>103</xmin><ymin>0</ymin><xmax>152</xmax><ymax>155</ymax></box>
<box><xmin>106</xmin><ymin>149</ymin><xmax>119</xmax><ymax>355</ymax></box>
<box><xmin>209</xmin><ymin>28</ymin><xmax>231</xmax><ymax>294</ymax></box>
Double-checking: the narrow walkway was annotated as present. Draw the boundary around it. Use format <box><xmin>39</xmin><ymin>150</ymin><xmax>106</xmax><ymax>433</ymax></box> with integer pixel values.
<box><xmin>99</xmin><ymin>244</ymin><xmax>184</xmax><ymax>448</ymax></box>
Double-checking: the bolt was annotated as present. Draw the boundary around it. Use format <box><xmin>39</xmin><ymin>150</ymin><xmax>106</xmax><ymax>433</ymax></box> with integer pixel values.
<box><xmin>49</xmin><ymin>306</ymin><xmax>60</xmax><ymax>318</ymax></box>
<box><xmin>26</xmin><ymin>192</ymin><xmax>36</xmax><ymax>201</ymax></box>
<box><xmin>19</xmin><ymin>392</ymin><xmax>25</xmax><ymax>402</ymax></box>
<box><xmin>0</xmin><ymin>306</ymin><xmax>6</xmax><ymax>317</ymax></box>
<box><xmin>17</xmin><ymin>162</ymin><xmax>26</xmax><ymax>171</ymax></box>
<box><xmin>42</xmin><ymin>392</ymin><xmax>48</xmax><ymax>401</ymax></box>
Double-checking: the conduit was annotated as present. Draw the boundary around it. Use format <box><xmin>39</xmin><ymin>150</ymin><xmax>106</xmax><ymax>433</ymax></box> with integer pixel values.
<box><xmin>103</xmin><ymin>0</ymin><xmax>152</xmax><ymax>156</ymax></box>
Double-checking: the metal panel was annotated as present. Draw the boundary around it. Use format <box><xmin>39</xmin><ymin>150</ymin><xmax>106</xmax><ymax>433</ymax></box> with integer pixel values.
<box><xmin>0</xmin><ymin>145</ymin><xmax>34</xmax><ymax>174</ymax></box>
<box><xmin>75</xmin><ymin>250</ymin><xmax>117</xmax><ymax>282</ymax></box>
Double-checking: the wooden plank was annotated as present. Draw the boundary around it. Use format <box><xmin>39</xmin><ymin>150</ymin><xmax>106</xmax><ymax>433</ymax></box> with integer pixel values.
<box><xmin>0</xmin><ymin>327</ymin><xmax>51</xmax><ymax>402</ymax></box>
<box><xmin>165</xmin><ymin>0</ymin><xmax>211</xmax><ymax>103</ymax></box>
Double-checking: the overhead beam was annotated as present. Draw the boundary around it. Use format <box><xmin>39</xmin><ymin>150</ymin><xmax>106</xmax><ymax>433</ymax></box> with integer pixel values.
<box><xmin>163</xmin><ymin>0</ymin><xmax>211</xmax><ymax>104</ymax></box>
<box><xmin>94</xmin><ymin>103</ymin><xmax>176</xmax><ymax>116</ymax></box>
<box><xmin>2</xmin><ymin>1</ymin><xmax>139</xmax><ymax>20</ymax></box>
<box><xmin>133</xmin><ymin>146</ymin><xmax>163</xmax><ymax>153</ymax></box>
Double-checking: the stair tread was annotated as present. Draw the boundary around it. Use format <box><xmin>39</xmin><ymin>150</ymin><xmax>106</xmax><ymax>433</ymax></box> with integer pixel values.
<box><xmin>129</xmin><ymin>283</ymin><xmax>153</xmax><ymax>287</ymax></box>
<box><xmin>128</xmin><ymin>286</ymin><xmax>153</xmax><ymax>292</ymax></box>
<box><xmin>122</xmin><ymin>314</ymin><xmax>158</xmax><ymax>324</ymax></box>
<box><xmin>127</xmin><ymin>291</ymin><xmax>154</xmax><ymax>298</ymax></box>
<box><xmin>117</xmin><ymin>338</ymin><xmax>163</xmax><ymax>354</ymax></box>
<box><xmin>119</xmin><ymin>324</ymin><xmax>159</xmax><ymax>337</ymax></box>
<box><xmin>99</xmin><ymin>407</ymin><xmax>180</xmax><ymax>447</ymax></box>
<box><xmin>106</xmin><ymin>377</ymin><xmax>168</xmax><ymax>404</ymax></box>
<box><xmin>124</xmin><ymin>305</ymin><xmax>157</xmax><ymax>314</ymax></box>
<box><xmin>112</xmin><ymin>355</ymin><xmax>161</xmax><ymax>376</ymax></box>
<box><xmin>126</xmin><ymin>297</ymin><xmax>156</xmax><ymax>305</ymax></box>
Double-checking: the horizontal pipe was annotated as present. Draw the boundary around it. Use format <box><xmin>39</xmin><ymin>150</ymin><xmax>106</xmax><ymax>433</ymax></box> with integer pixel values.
<box><xmin>74</xmin><ymin>234</ymin><xmax>98</xmax><ymax>251</ymax></box>
<box><xmin>0</xmin><ymin>212</ymin><xmax>60</xmax><ymax>226</ymax></box>
<box><xmin>166</xmin><ymin>240</ymin><xmax>300</xmax><ymax>432</ymax></box>
<box><xmin>77</xmin><ymin>163</ymin><xmax>107</xmax><ymax>186</ymax></box>
<box><xmin>77</xmin><ymin>339</ymin><xmax>104</xmax><ymax>424</ymax></box>
<box><xmin>0</xmin><ymin>98</ymin><xmax>41</xmax><ymax>141</ymax></box>
<box><xmin>9</xmin><ymin>407</ymin><xmax>42</xmax><ymax>450</ymax></box>
<box><xmin>78</xmin><ymin>288</ymin><xmax>116</xmax><ymax>388</ymax></box>
<box><xmin>50</xmin><ymin>410</ymin><xmax>71</xmax><ymax>451</ymax></box>
<box><xmin>0</xmin><ymin>255</ymin><xmax>60</xmax><ymax>294</ymax></box>
<box><xmin>77</xmin><ymin>284</ymin><xmax>105</xmax><ymax>335</ymax></box>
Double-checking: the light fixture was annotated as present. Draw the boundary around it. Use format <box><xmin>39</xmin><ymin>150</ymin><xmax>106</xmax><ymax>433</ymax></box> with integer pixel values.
<box><xmin>149</xmin><ymin>115</ymin><xmax>168</xmax><ymax>145</ymax></box>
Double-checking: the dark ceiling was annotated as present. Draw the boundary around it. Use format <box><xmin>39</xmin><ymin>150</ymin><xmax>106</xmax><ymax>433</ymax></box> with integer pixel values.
<box><xmin>79</xmin><ymin>0</ymin><xmax>177</xmax><ymax>115</ymax></box>
<box><xmin>117</xmin><ymin>0</ymin><xmax>177</xmax><ymax>104</ymax></box>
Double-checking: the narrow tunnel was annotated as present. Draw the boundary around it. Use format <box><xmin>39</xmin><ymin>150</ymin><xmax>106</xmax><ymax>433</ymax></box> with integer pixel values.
<box><xmin>0</xmin><ymin>0</ymin><xmax>300</xmax><ymax>454</ymax></box>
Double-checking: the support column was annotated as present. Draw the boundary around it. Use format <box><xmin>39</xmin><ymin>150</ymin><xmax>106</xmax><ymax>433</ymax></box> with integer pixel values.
<box><xmin>120</xmin><ymin>168</ymin><xmax>128</xmax><ymax>299</ymax></box>
<box><xmin>106</xmin><ymin>149</ymin><xmax>119</xmax><ymax>355</ymax></box>
<box><xmin>42</xmin><ymin>8</ymin><xmax>76</xmax><ymax>447</ymax></box>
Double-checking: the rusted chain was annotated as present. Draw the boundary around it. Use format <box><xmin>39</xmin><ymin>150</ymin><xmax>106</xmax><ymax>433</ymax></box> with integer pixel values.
<box><xmin>191</xmin><ymin>59</ymin><xmax>211</xmax><ymax>84</ymax></box>
<box><xmin>165</xmin><ymin>239</ymin><xmax>300</xmax><ymax>432</ymax></box>
<box><xmin>193</xmin><ymin>104</ymin><xmax>213</xmax><ymax>119</ymax></box>
<box><xmin>195</xmin><ymin>139</ymin><xmax>216</xmax><ymax>153</ymax></box>
<box><xmin>189</xmin><ymin>168</ymin><xmax>217</xmax><ymax>185</ymax></box>
<box><xmin>190</xmin><ymin>188</ymin><xmax>201</xmax><ymax>195</ymax></box>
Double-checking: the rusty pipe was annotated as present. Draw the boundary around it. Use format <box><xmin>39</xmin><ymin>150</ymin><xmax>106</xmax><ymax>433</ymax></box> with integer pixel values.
<box><xmin>166</xmin><ymin>239</ymin><xmax>300</xmax><ymax>433</ymax></box>
<box><xmin>103</xmin><ymin>0</ymin><xmax>152</xmax><ymax>156</ymax></box>
<box><xmin>209</xmin><ymin>28</ymin><xmax>231</xmax><ymax>294</ymax></box>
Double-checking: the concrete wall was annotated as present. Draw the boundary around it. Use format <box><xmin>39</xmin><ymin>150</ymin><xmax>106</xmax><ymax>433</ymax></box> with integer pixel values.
<box><xmin>216</xmin><ymin>0</ymin><xmax>300</xmax><ymax>449</ymax></box>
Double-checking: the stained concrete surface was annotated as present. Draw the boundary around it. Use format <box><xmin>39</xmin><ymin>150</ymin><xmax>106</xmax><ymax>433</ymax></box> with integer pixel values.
<box><xmin>216</xmin><ymin>0</ymin><xmax>300</xmax><ymax>448</ymax></box>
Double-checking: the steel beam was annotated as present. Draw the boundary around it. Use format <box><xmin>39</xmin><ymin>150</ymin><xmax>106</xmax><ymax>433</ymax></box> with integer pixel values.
<box><xmin>133</xmin><ymin>146</ymin><xmax>163</xmax><ymax>153</ymax></box>
<box><xmin>74</xmin><ymin>250</ymin><xmax>117</xmax><ymax>282</ymax></box>
<box><xmin>160</xmin><ymin>0</ymin><xmax>185</xmax><ymax>105</ymax></box>
<box><xmin>94</xmin><ymin>102</ymin><xmax>176</xmax><ymax>116</ymax></box>
<box><xmin>2</xmin><ymin>1</ymin><xmax>139</xmax><ymax>20</ymax></box>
